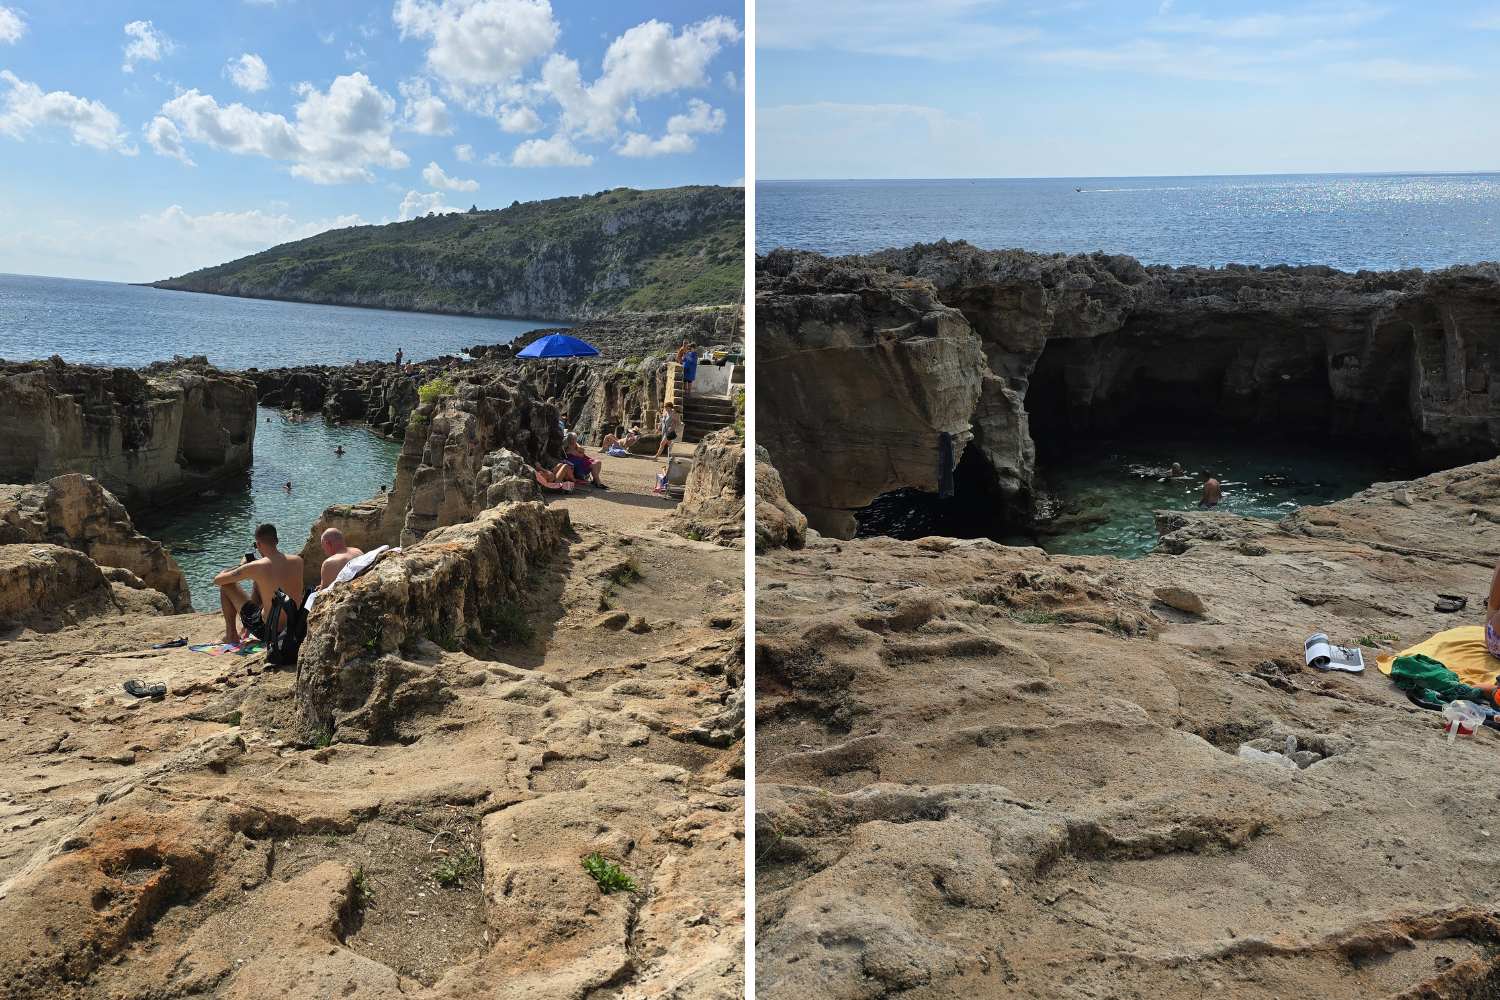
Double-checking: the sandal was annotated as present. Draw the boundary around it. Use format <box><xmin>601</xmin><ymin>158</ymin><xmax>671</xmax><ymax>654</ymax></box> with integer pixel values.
<box><xmin>150</xmin><ymin>637</ymin><xmax>188</xmax><ymax>649</ymax></box>
<box><xmin>1435</xmin><ymin>595</ymin><xmax>1468</xmax><ymax>613</ymax></box>
<box><xmin>123</xmin><ymin>679</ymin><xmax>167</xmax><ymax>698</ymax></box>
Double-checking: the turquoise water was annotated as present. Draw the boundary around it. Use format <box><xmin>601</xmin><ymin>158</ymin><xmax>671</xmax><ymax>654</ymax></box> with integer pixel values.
<box><xmin>1031</xmin><ymin>438</ymin><xmax>1407</xmax><ymax>557</ymax></box>
<box><xmin>136</xmin><ymin>407</ymin><xmax>401</xmax><ymax>612</ymax></box>
<box><xmin>857</xmin><ymin>435</ymin><xmax>1408</xmax><ymax>557</ymax></box>
<box><xmin>0</xmin><ymin>273</ymin><xmax>561</xmax><ymax>367</ymax></box>
<box><xmin>759</xmin><ymin>173</ymin><xmax>1500</xmax><ymax>271</ymax></box>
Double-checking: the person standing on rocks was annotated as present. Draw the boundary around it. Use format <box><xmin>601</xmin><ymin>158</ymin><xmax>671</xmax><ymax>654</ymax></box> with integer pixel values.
<box><xmin>682</xmin><ymin>343</ymin><xmax>699</xmax><ymax>397</ymax></box>
<box><xmin>1200</xmin><ymin>476</ymin><xmax>1222</xmax><ymax>507</ymax></box>
<box><xmin>655</xmin><ymin>402</ymin><xmax>680</xmax><ymax>459</ymax></box>
<box><xmin>213</xmin><ymin>523</ymin><xmax>305</xmax><ymax>645</ymax></box>
<box><xmin>317</xmin><ymin>528</ymin><xmax>364</xmax><ymax>590</ymax></box>
<box><xmin>395</xmin><ymin>348</ymin><xmax>404</xmax><ymax>367</ymax></box>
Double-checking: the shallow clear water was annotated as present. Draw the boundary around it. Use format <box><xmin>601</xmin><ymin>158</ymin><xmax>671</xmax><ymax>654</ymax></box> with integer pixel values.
<box><xmin>0</xmin><ymin>273</ymin><xmax>563</xmax><ymax>368</ymax></box>
<box><xmin>1032</xmin><ymin>437</ymin><xmax>1407</xmax><ymax>557</ymax></box>
<box><xmin>858</xmin><ymin>435</ymin><xmax>1408</xmax><ymax>557</ymax></box>
<box><xmin>758</xmin><ymin>173</ymin><xmax>1500</xmax><ymax>271</ymax></box>
<box><xmin>136</xmin><ymin>407</ymin><xmax>401</xmax><ymax>612</ymax></box>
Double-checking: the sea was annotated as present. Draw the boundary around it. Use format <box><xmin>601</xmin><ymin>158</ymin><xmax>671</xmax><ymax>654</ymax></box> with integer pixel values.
<box><xmin>757</xmin><ymin>172</ymin><xmax>1500</xmax><ymax>272</ymax></box>
<box><xmin>763</xmin><ymin>171</ymin><xmax>1495</xmax><ymax>555</ymax></box>
<box><xmin>0</xmin><ymin>274</ymin><xmax>564</xmax><ymax>606</ymax></box>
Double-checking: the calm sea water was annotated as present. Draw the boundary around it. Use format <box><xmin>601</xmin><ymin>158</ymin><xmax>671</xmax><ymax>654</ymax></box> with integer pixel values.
<box><xmin>758</xmin><ymin>173</ymin><xmax>1500</xmax><ymax>271</ymax></box>
<box><xmin>0</xmin><ymin>273</ymin><xmax>561</xmax><ymax>368</ymax></box>
<box><xmin>136</xmin><ymin>407</ymin><xmax>402</xmax><ymax>612</ymax></box>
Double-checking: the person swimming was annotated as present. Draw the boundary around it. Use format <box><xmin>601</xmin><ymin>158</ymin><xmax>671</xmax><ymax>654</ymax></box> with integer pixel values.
<box><xmin>334</xmin><ymin>446</ymin><xmax>345</xmax><ymax>456</ymax></box>
<box><xmin>1200</xmin><ymin>476</ymin><xmax>1222</xmax><ymax>507</ymax></box>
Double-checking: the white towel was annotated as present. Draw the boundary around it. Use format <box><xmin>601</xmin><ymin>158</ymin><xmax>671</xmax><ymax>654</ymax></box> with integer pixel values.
<box><xmin>305</xmin><ymin>545</ymin><xmax>397</xmax><ymax>613</ymax></box>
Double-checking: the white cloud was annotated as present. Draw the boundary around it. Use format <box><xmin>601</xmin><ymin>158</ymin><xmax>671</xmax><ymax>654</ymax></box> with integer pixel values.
<box><xmin>1332</xmin><ymin>58</ymin><xmax>1479</xmax><ymax>83</ymax></box>
<box><xmin>0</xmin><ymin>71</ymin><xmax>136</xmax><ymax>153</ymax></box>
<box><xmin>422</xmin><ymin>160</ymin><xmax>478</xmax><ymax>191</ymax></box>
<box><xmin>0</xmin><ymin>204</ymin><xmax>364</xmax><ymax>283</ymax></box>
<box><xmin>538</xmin><ymin>16</ymin><xmax>741</xmax><ymax>140</ymax></box>
<box><xmin>758</xmin><ymin>0</ymin><xmax>1033</xmax><ymax>59</ymax></box>
<box><xmin>398</xmin><ymin>189</ymin><xmax>460</xmax><ymax>220</ymax></box>
<box><xmin>398</xmin><ymin>78</ymin><xmax>451</xmax><ymax>134</ymax></box>
<box><xmin>393</xmin><ymin>0</ymin><xmax>559</xmax><ymax>87</ymax></box>
<box><xmin>453</xmin><ymin>142</ymin><xmax>474</xmax><ymax>161</ymax></box>
<box><xmin>225</xmin><ymin>53</ymin><xmax>270</xmax><ymax>93</ymax></box>
<box><xmin>145</xmin><ymin>116</ymin><xmax>193</xmax><ymax>164</ymax></box>
<box><xmin>497</xmin><ymin>103</ymin><xmax>542</xmax><ymax>133</ymax></box>
<box><xmin>0</xmin><ymin>5</ymin><xmax>26</xmax><ymax>44</ymax></box>
<box><xmin>1475</xmin><ymin>12</ymin><xmax>1500</xmax><ymax>29</ymax></box>
<box><xmin>122</xmin><ymin>20</ymin><xmax>173</xmax><ymax>73</ymax></box>
<box><xmin>510</xmin><ymin>133</ymin><xmax>592</xmax><ymax>167</ymax></box>
<box><xmin>723</xmin><ymin>70</ymin><xmax>740</xmax><ymax>92</ymax></box>
<box><xmin>1150</xmin><ymin>3</ymin><xmax>1386</xmax><ymax>40</ymax></box>
<box><xmin>154</xmin><ymin>72</ymin><xmax>408</xmax><ymax>182</ymax></box>
<box><xmin>616</xmin><ymin>97</ymin><xmax>724</xmax><ymax>157</ymax></box>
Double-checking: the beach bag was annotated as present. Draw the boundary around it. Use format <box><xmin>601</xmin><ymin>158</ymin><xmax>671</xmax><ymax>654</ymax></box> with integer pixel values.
<box><xmin>265</xmin><ymin>588</ymin><xmax>308</xmax><ymax>668</ymax></box>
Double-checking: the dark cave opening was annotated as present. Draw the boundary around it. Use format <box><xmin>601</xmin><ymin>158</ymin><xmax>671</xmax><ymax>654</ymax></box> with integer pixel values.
<box><xmin>856</xmin><ymin>330</ymin><xmax>1429</xmax><ymax>553</ymax></box>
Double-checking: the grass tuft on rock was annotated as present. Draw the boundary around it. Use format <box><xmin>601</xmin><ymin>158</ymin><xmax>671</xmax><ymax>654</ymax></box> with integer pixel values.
<box><xmin>483</xmin><ymin>600</ymin><xmax>534</xmax><ymax>645</ymax></box>
<box><xmin>582</xmin><ymin>852</ymin><xmax>637</xmax><ymax>894</ymax></box>
<box><xmin>431</xmin><ymin>850</ymin><xmax>481</xmax><ymax>888</ymax></box>
<box><xmin>417</xmin><ymin>377</ymin><xmax>456</xmax><ymax>405</ymax></box>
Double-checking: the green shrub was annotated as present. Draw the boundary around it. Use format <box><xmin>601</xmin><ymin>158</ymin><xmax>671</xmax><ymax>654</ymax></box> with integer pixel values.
<box><xmin>483</xmin><ymin>600</ymin><xmax>534</xmax><ymax>644</ymax></box>
<box><xmin>418</xmin><ymin>377</ymin><xmax>456</xmax><ymax>405</ymax></box>
<box><xmin>432</xmin><ymin>851</ymin><xmax>481</xmax><ymax>888</ymax></box>
<box><xmin>582</xmin><ymin>852</ymin><xmax>637</xmax><ymax>894</ymax></box>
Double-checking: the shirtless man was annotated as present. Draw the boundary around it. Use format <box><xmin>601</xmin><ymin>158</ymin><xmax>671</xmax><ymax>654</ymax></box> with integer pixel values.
<box><xmin>317</xmin><ymin>528</ymin><xmax>364</xmax><ymax>589</ymax></box>
<box><xmin>213</xmin><ymin>523</ymin><xmax>305</xmax><ymax>645</ymax></box>
<box><xmin>1200</xmin><ymin>476</ymin><xmax>1223</xmax><ymax>507</ymax></box>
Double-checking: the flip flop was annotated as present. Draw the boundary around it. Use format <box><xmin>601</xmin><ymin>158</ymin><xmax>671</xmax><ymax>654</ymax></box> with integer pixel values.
<box><xmin>123</xmin><ymin>679</ymin><xmax>167</xmax><ymax>698</ymax></box>
<box><xmin>150</xmin><ymin>637</ymin><xmax>188</xmax><ymax>649</ymax></box>
<box><xmin>1435</xmin><ymin>595</ymin><xmax>1468</xmax><ymax>613</ymax></box>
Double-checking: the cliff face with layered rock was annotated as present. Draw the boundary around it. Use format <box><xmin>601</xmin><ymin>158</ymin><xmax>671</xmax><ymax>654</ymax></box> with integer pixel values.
<box><xmin>0</xmin><ymin>474</ymin><xmax>190</xmax><ymax>611</ymax></box>
<box><xmin>758</xmin><ymin>244</ymin><xmax>1500</xmax><ymax>537</ymax></box>
<box><xmin>667</xmin><ymin>427</ymin><xmax>746</xmax><ymax>546</ymax></box>
<box><xmin>757</xmin><ymin>455</ymin><xmax>1500</xmax><ymax>999</ymax></box>
<box><xmin>491</xmin><ymin>304</ymin><xmax>745</xmax><ymax>359</ymax></box>
<box><xmin>0</xmin><ymin>358</ymin><xmax>256</xmax><ymax>511</ymax></box>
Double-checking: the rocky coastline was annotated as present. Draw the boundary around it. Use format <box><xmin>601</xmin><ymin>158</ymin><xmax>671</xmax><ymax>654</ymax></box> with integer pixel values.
<box><xmin>758</xmin><ymin>243</ymin><xmax>1500</xmax><ymax>538</ymax></box>
<box><xmin>0</xmin><ymin>357</ymin><xmax>256</xmax><ymax>513</ymax></box>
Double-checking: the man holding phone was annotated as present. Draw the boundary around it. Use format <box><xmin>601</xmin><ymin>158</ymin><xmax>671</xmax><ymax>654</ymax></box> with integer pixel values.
<box><xmin>213</xmin><ymin>523</ymin><xmax>305</xmax><ymax>645</ymax></box>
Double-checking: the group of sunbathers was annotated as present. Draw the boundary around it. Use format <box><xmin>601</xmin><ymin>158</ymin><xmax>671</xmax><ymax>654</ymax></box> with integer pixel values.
<box><xmin>536</xmin><ymin>433</ymin><xmax>611</xmax><ymax>492</ymax></box>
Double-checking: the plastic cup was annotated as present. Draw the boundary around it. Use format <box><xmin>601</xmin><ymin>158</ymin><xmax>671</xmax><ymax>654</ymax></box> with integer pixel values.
<box><xmin>1442</xmin><ymin>700</ymin><xmax>1486</xmax><ymax>743</ymax></box>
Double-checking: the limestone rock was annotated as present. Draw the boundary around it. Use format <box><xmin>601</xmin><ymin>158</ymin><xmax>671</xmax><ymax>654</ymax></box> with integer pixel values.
<box><xmin>0</xmin><ymin>474</ymin><xmax>190</xmax><ymax>610</ymax></box>
<box><xmin>0</xmin><ymin>543</ymin><xmax>170</xmax><ymax>626</ymax></box>
<box><xmin>754</xmin><ymin>448</ymin><xmax>807</xmax><ymax>550</ymax></box>
<box><xmin>1153</xmin><ymin>586</ymin><xmax>1207</xmax><ymax>614</ymax></box>
<box><xmin>297</xmin><ymin>501</ymin><xmax>569</xmax><ymax>742</ymax></box>
<box><xmin>0</xmin><ymin>358</ymin><xmax>255</xmax><ymax>510</ymax></box>
<box><xmin>668</xmin><ymin>427</ymin><xmax>745</xmax><ymax>545</ymax></box>
<box><xmin>757</xmin><ymin>243</ymin><xmax>1500</xmax><ymax>538</ymax></box>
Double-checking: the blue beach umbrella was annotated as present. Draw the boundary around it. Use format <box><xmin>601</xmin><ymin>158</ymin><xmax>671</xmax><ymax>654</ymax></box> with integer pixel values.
<box><xmin>516</xmin><ymin>333</ymin><xmax>600</xmax><ymax>359</ymax></box>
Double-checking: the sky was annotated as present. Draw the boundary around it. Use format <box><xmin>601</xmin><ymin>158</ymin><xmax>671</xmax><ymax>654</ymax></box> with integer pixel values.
<box><xmin>758</xmin><ymin>0</ymin><xmax>1500</xmax><ymax>180</ymax></box>
<box><xmin>0</xmin><ymin>0</ymin><xmax>744</xmax><ymax>282</ymax></box>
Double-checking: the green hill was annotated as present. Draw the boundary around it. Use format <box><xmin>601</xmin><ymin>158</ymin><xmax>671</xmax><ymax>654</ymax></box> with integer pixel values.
<box><xmin>151</xmin><ymin>185</ymin><xmax>744</xmax><ymax>320</ymax></box>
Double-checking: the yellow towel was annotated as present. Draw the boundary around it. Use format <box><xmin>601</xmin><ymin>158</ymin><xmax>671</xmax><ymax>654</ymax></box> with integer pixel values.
<box><xmin>1376</xmin><ymin>626</ymin><xmax>1498</xmax><ymax>687</ymax></box>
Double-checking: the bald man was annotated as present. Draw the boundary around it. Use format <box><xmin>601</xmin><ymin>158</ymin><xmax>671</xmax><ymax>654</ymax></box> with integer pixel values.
<box><xmin>318</xmin><ymin>528</ymin><xmax>364</xmax><ymax>589</ymax></box>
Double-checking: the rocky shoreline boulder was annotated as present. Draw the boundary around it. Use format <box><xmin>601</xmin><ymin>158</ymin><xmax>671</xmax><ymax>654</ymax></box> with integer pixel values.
<box><xmin>668</xmin><ymin>427</ymin><xmax>745</xmax><ymax>545</ymax></box>
<box><xmin>0</xmin><ymin>474</ymin><xmax>191</xmax><ymax>611</ymax></box>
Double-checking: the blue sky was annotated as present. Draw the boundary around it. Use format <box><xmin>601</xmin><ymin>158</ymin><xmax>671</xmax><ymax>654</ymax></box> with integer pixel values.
<box><xmin>0</xmin><ymin>1</ymin><xmax>744</xmax><ymax>281</ymax></box>
<box><xmin>758</xmin><ymin>0</ymin><xmax>1500</xmax><ymax>179</ymax></box>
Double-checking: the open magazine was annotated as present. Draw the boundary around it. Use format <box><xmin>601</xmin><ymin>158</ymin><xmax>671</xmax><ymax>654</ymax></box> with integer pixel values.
<box><xmin>1305</xmin><ymin>632</ymin><xmax>1365</xmax><ymax>673</ymax></box>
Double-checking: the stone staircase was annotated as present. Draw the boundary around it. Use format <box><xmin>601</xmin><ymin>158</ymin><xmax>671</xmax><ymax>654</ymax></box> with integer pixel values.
<box><xmin>681</xmin><ymin>394</ymin><xmax>737</xmax><ymax>444</ymax></box>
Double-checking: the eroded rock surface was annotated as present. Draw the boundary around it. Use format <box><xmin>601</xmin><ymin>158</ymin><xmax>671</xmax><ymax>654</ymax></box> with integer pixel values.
<box><xmin>758</xmin><ymin>244</ymin><xmax>1500</xmax><ymax>537</ymax></box>
<box><xmin>0</xmin><ymin>474</ymin><xmax>190</xmax><ymax>610</ymax></box>
<box><xmin>0</xmin><ymin>502</ymin><xmax>744</xmax><ymax>999</ymax></box>
<box><xmin>0</xmin><ymin>358</ymin><xmax>256</xmax><ymax>510</ymax></box>
<box><xmin>757</xmin><ymin>457</ymin><xmax>1500</xmax><ymax>998</ymax></box>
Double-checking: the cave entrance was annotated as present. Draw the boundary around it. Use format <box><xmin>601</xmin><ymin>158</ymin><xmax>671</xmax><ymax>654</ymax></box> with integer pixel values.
<box><xmin>855</xmin><ymin>332</ymin><xmax>1423</xmax><ymax>557</ymax></box>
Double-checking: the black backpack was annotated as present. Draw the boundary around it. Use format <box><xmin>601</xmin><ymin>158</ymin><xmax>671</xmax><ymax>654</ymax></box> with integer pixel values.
<box><xmin>264</xmin><ymin>588</ymin><xmax>308</xmax><ymax>668</ymax></box>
